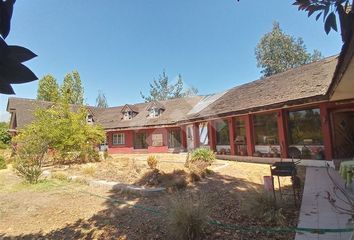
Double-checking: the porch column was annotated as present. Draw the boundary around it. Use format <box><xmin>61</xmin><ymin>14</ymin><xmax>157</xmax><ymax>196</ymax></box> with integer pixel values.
<box><xmin>193</xmin><ymin>122</ymin><xmax>200</xmax><ymax>148</ymax></box>
<box><xmin>180</xmin><ymin>125</ymin><xmax>187</xmax><ymax>150</ymax></box>
<box><xmin>245</xmin><ymin>114</ymin><xmax>254</xmax><ymax>156</ymax></box>
<box><xmin>208</xmin><ymin>120</ymin><xmax>216</xmax><ymax>151</ymax></box>
<box><xmin>320</xmin><ymin>103</ymin><xmax>333</xmax><ymax>160</ymax></box>
<box><xmin>227</xmin><ymin>117</ymin><xmax>236</xmax><ymax>155</ymax></box>
<box><xmin>277</xmin><ymin>109</ymin><xmax>288</xmax><ymax>158</ymax></box>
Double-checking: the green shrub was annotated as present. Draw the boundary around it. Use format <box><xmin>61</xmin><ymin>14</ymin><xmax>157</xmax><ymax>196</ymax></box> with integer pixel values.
<box><xmin>147</xmin><ymin>155</ymin><xmax>158</xmax><ymax>169</ymax></box>
<box><xmin>13</xmin><ymin>138</ymin><xmax>47</xmax><ymax>184</ymax></box>
<box><xmin>167</xmin><ymin>195</ymin><xmax>209</xmax><ymax>240</ymax></box>
<box><xmin>190</xmin><ymin>148</ymin><xmax>215</xmax><ymax>164</ymax></box>
<box><xmin>0</xmin><ymin>156</ymin><xmax>6</xmax><ymax>169</ymax></box>
<box><xmin>240</xmin><ymin>189</ymin><xmax>286</xmax><ymax>226</ymax></box>
<box><xmin>0</xmin><ymin>142</ymin><xmax>8</xmax><ymax>149</ymax></box>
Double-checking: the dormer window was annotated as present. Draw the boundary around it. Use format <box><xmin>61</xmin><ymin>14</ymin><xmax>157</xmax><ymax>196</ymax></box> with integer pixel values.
<box><xmin>87</xmin><ymin>114</ymin><xmax>94</xmax><ymax>124</ymax></box>
<box><xmin>123</xmin><ymin>111</ymin><xmax>133</xmax><ymax>120</ymax></box>
<box><xmin>146</xmin><ymin>101</ymin><xmax>165</xmax><ymax>118</ymax></box>
<box><xmin>121</xmin><ymin>104</ymin><xmax>138</xmax><ymax>120</ymax></box>
<box><xmin>149</xmin><ymin>107</ymin><xmax>160</xmax><ymax>118</ymax></box>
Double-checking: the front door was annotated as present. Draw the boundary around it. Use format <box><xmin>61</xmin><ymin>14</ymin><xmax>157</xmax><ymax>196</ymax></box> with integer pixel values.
<box><xmin>332</xmin><ymin>110</ymin><xmax>354</xmax><ymax>159</ymax></box>
<box><xmin>134</xmin><ymin>132</ymin><xmax>148</xmax><ymax>149</ymax></box>
<box><xmin>186</xmin><ymin>125</ymin><xmax>194</xmax><ymax>151</ymax></box>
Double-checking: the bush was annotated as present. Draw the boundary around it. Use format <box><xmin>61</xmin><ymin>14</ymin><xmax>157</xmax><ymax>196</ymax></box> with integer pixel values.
<box><xmin>240</xmin><ymin>189</ymin><xmax>286</xmax><ymax>226</ymax></box>
<box><xmin>0</xmin><ymin>156</ymin><xmax>6</xmax><ymax>169</ymax></box>
<box><xmin>13</xmin><ymin>138</ymin><xmax>47</xmax><ymax>184</ymax></box>
<box><xmin>167</xmin><ymin>194</ymin><xmax>209</xmax><ymax>240</ymax></box>
<box><xmin>190</xmin><ymin>148</ymin><xmax>215</xmax><ymax>164</ymax></box>
<box><xmin>187</xmin><ymin>148</ymin><xmax>215</xmax><ymax>181</ymax></box>
<box><xmin>81</xmin><ymin>164</ymin><xmax>96</xmax><ymax>177</ymax></box>
<box><xmin>51</xmin><ymin>171</ymin><xmax>69</xmax><ymax>181</ymax></box>
<box><xmin>147</xmin><ymin>155</ymin><xmax>158</xmax><ymax>169</ymax></box>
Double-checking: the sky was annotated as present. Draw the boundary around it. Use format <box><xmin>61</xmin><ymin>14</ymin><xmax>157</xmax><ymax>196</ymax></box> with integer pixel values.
<box><xmin>0</xmin><ymin>0</ymin><xmax>343</xmax><ymax>121</ymax></box>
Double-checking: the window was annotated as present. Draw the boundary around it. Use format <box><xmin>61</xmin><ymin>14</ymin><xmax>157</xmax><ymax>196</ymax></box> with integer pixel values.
<box><xmin>87</xmin><ymin>114</ymin><xmax>94</xmax><ymax>124</ymax></box>
<box><xmin>168</xmin><ymin>129</ymin><xmax>181</xmax><ymax>148</ymax></box>
<box><xmin>288</xmin><ymin>108</ymin><xmax>323</xmax><ymax>145</ymax></box>
<box><xmin>152</xmin><ymin>134</ymin><xmax>163</xmax><ymax>146</ymax></box>
<box><xmin>149</xmin><ymin>108</ymin><xmax>160</xmax><ymax>118</ymax></box>
<box><xmin>199</xmin><ymin>122</ymin><xmax>209</xmax><ymax>146</ymax></box>
<box><xmin>123</xmin><ymin>111</ymin><xmax>133</xmax><ymax>120</ymax></box>
<box><xmin>216</xmin><ymin>120</ymin><xmax>230</xmax><ymax>145</ymax></box>
<box><xmin>113</xmin><ymin>133</ymin><xmax>125</xmax><ymax>145</ymax></box>
<box><xmin>253</xmin><ymin>113</ymin><xmax>279</xmax><ymax>145</ymax></box>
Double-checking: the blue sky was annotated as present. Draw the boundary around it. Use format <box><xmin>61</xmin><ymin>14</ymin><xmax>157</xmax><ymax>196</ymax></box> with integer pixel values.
<box><xmin>0</xmin><ymin>0</ymin><xmax>342</xmax><ymax>121</ymax></box>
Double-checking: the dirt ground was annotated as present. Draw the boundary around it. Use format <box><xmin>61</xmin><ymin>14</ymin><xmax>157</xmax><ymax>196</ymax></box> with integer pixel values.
<box><xmin>0</xmin><ymin>154</ymin><xmax>305</xmax><ymax>240</ymax></box>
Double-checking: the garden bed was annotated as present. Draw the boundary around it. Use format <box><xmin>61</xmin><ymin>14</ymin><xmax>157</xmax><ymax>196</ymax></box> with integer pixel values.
<box><xmin>1</xmin><ymin>154</ymin><xmax>305</xmax><ymax>240</ymax></box>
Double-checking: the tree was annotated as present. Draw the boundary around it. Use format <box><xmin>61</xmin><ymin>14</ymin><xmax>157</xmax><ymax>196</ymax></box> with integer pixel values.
<box><xmin>61</xmin><ymin>70</ymin><xmax>84</xmax><ymax>105</ymax></box>
<box><xmin>255</xmin><ymin>22</ymin><xmax>323</xmax><ymax>77</ymax></box>
<box><xmin>293</xmin><ymin>0</ymin><xmax>353</xmax><ymax>42</ymax></box>
<box><xmin>140</xmin><ymin>71</ymin><xmax>198</xmax><ymax>102</ymax></box>
<box><xmin>13</xmin><ymin>101</ymin><xmax>105</xmax><ymax>165</ymax></box>
<box><xmin>96</xmin><ymin>91</ymin><xmax>108</xmax><ymax>108</ymax></box>
<box><xmin>37</xmin><ymin>74</ymin><xmax>60</xmax><ymax>102</ymax></box>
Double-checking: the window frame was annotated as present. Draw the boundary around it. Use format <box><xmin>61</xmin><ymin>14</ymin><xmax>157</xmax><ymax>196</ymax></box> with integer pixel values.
<box><xmin>112</xmin><ymin>133</ymin><xmax>125</xmax><ymax>145</ymax></box>
<box><xmin>253</xmin><ymin>113</ymin><xmax>279</xmax><ymax>145</ymax></box>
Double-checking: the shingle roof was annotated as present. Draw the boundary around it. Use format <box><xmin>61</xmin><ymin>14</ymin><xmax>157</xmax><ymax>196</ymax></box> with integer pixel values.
<box><xmin>7</xmin><ymin>55</ymin><xmax>339</xmax><ymax>130</ymax></box>
<box><xmin>187</xmin><ymin>55</ymin><xmax>338</xmax><ymax>120</ymax></box>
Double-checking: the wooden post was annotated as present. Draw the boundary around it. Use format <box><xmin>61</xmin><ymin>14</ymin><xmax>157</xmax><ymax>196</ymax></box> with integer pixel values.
<box><xmin>228</xmin><ymin>117</ymin><xmax>236</xmax><ymax>155</ymax></box>
<box><xmin>277</xmin><ymin>109</ymin><xmax>288</xmax><ymax>158</ymax></box>
<box><xmin>208</xmin><ymin>120</ymin><xmax>216</xmax><ymax>151</ymax></box>
<box><xmin>320</xmin><ymin>103</ymin><xmax>333</xmax><ymax>160</ymax></box>
<box><xmin>245</xmin><ymin>114</ymin><xmax>254</xmax><ymax>156</ymax></box>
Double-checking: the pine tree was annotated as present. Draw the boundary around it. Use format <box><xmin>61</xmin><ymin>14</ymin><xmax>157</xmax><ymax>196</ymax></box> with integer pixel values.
<box><xmin>96</xmin><ymin>91</ymin><xmax>108</xmax><ymax>108</ymax></box>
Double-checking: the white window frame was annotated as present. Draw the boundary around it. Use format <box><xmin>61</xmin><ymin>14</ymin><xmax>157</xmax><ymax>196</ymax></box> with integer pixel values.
<box><xmin>113</xmin><ymin>133</ymin><xmax>125</xmax><ymax>145</ymax></box>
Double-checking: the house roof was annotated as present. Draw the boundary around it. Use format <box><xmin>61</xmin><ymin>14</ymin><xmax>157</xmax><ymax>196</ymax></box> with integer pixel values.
<box><xmin>7</xmin><ymin>55</ymin><xmax>341</xmax><ymax>131</ymax></box>
<box><xmin>186</xmin><ymin>55</ymin><xmax>338</xmax><ymax>120</ymax></box>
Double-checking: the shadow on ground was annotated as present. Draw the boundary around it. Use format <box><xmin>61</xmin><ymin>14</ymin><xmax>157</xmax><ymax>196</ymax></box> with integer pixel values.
<box><xmin>2</xmin><ymin>168</ymin><xmax>301</xmax><ymax>240</ymax></box>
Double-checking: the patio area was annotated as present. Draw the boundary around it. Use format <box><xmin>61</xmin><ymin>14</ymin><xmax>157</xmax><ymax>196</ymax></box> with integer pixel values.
<box><xmin>295</xmin><ymin>166</ymin><xmax>353</xmax><ymax>240</ymax></box>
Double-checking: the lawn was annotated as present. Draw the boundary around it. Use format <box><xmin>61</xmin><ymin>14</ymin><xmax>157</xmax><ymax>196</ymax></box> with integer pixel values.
<box><xmin>0</xmin><ymin>154</ymin><xmax>305</xmax><ymax>240</ymax></box>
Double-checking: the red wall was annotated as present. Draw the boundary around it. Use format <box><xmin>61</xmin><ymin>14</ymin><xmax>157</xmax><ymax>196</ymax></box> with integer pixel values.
<box><xmin>107</xmin><ymin>127</ymin><xmax>184</xmax><ymax>154</ymax></box>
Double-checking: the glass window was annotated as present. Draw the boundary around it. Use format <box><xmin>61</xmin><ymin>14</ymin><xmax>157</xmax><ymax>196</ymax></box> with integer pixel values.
<box><xmin>216</xmin><ymin>120</ymin><xmax>230</xmax><ymax>145</ymax></box>
<box><xmin>149</xmin><ymin>108</ymin><xmax>160</xmax><ymax>118</ymax></box>
<box><xmin>199</xmin><ymin>122</ymin><xmax>209</xmax><ymax>146</ymax></box>
<box><xmin>253</xmin><ymin>113</ymin><xmax>279</xmax><ymax>145</ymax></box>
<box><xmin>168</xmin><ymin>129</ymin><xmax>181</xmax><ymax>148</ymax></box>
<box><xmin>288</xmin><ymin>108</ymin><xmax>323</xmax><ymax>145</ymax></box>
<box><xmin>113</xmin><ymin>133</ymin><xmax>125</xmax><ymax>145</ymax></box>
<box><xmin>123</xmin><ymin>111</ymin><xmax>133</xmax><ymax>120</ymax></box>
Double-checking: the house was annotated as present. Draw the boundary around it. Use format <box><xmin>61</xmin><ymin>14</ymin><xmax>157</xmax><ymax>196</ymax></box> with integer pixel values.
<box><xmin>7</xmin><ymin>54</ymin><xmax>354</xmax><ymax>161</ymax></box>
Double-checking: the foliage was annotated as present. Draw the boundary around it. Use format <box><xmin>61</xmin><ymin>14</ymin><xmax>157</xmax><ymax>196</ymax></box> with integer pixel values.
<box><xmin>0</xmin><ymin>121</ymin><xmax>11</xmax><ymax>145</ymax></box>
<box><xmin>293</xmin><ymin>0</ymin><xmax>353</xmax><ymax>41</ymax></box>
<box><xmin>0</xmin><ymin>155</ymin><xmax>6</xmax><ymax>169</ymax></box>
<box><xmin>0</xmin><ymin>0</ymin><xmax>38</xmax><ymax>94</ymax></box>
<box><xmin>37</xmin><ymin>74</ymin><xmax>60</xmax><ymax>102</ymax></box>
<box><xmin>190</xmin><ymin>147</ymin><xmax>216</xmax><ymax>164</ymax></box>
<box><xmin>255</xmin><ymin>22</ymin><xmax>323</xmax><ymax>77</ymax></box>
<box><xmin>241</xmin><ymin>189</ymin><xmax>286</xmax><ymax>226</ymax></box>
<box><xmin>81</xmin><ymin>164</ymin><xmax>97</xmax><ymax>177</ymax></box>
<box><xmin>140</xmin><ymin>70</ymin><xmax>198</xmax><ymax>102</ymax></box>
<box><xmin>13</xmin><ymin>133</ymin><xmax>48</xmax><ymax>184</ymax></box>
<box><xmin>147</xmin><ymin>155</ymin><xmax>158</xmax><ymax>169</ymax></box>
<box><xmin>167</xmin><ymin>194</ymin><xmax>209</xmax><ymax>240</ymax></box>
<box><xmin>51</xmin><ymin>171</ymin><xmax>69</xmax><ymax>181</ymax></box>
<box><xmin>61</xmin><ymin>70</ymin><xmax>84</xmax><ymax>105</ymax></box>
<box><xmin>13</xmin><ymin>101</ymin><xmax>105</xmax><ymax>165</ymax></box>
<box><xmin>96</xmin><ymin>91</ymin><xmax>108</xmax><ymax>108</ymax></box>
